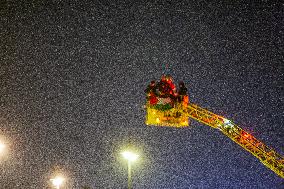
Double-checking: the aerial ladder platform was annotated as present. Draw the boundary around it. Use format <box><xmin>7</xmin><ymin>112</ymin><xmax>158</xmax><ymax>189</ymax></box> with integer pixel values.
<box><xmin>145</xmin><ymin>75</ymin><xmax>284</xmax><ymax>178</ymax></box>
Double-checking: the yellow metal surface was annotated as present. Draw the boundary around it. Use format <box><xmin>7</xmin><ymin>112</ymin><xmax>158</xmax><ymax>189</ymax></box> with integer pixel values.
<box><xmin>145</xmin><ymin>101</ymin><xmax>284</xmax><ymax>178</ymax></box>
<box><xmin>145</xmin><ymin>103</ymin><xmax>189</xmax><ymax>128</ymax></box>
<box><xmin>185</xmin><ymin>103</ymin><xmax>284</xmax><ymax>178</ymax></box>
<box><xmin>220</xmin><ymin>122</ymin><xmax>284</xmax><ymax>178</ymax></box>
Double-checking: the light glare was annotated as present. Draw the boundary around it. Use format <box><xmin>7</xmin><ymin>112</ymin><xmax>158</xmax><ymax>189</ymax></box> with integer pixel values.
<box><xmin>223</xmin><ymin>119</ymin><xmax>234</xmax><ymax>127</ymax></box>
<box><xmin>0</xmin><ymin>143</ymin><xmax>5</xmax><ymax>152</ymax></box>
<box><xmin>121</xmin><ymin>151</ymin><xmax>139</xmax><ymax>162</ymax></box>
<box><xmin>51</xmin><ymin>177</ymin><xmax>64</xmax><ymax>188</ymax></box>
<box><xmin>0</xmin><ymin>141</ymin><xmax>5</xmax><ymax>155</ymax></box>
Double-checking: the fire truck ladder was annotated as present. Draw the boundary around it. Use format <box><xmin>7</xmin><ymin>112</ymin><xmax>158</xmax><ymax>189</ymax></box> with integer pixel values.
<box><xmin>184</xmin><ymin>103</ymin><xmax>284</xmax><ymax>178</ymax></box>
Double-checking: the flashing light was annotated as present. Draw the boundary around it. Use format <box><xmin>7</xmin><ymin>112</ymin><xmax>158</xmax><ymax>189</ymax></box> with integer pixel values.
<box><xmin>156</xmin><ymin>118</ymin><xmax>160</xmax><ymax>123</ymax></box>
<box><xmin>223</xmin><ymin>119</ymin><xmax>234</xmax><ymax>127</ymax></box>
<box><xmin>242</xmin><ymin>132</ymin><xmax>250</xmax><ymax>140</ymax></box>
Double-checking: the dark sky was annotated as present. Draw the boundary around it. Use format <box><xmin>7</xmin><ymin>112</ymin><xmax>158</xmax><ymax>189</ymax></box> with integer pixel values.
<box><xmin>0</xmin><ymin>0</ymin><xmax>283</xmax><ymax>188</ymax></box>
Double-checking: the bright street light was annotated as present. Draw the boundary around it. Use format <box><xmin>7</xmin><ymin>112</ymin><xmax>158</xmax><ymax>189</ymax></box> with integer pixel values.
<box><xmin>121</xmin><ymin>151</ymin><xmax>139</xmax><ymax>189</ymax></box>
<box><xmin>0</xmin><ymin>140</ymin><xmax>6</xmax><ymax>157</ymax></box>
<box><xmin>121</xmin><ymin>151</ymin><xmax>139</xmax><ymax>162</ymax></box>
<box><xmin>50</xmin><ymin>176</ymin><xmax>64</xmax><ymax>189</ymax></box>
<box><xmin>0</xmin><ymin>142</ymin><xmax>5</xmax><ymax>154</ymax></box>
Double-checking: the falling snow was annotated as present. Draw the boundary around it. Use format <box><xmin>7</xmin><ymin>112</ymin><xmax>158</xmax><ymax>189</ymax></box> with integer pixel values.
<box><xmin>0</xmin><ymin>1</ymin><xmax>283</xmax><ymax>188</ymax></box>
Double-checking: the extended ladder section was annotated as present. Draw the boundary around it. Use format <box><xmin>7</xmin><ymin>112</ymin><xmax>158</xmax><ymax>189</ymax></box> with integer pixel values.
<box><xmin>185</xmin><ymin>103</ymin><xmax>284</xmax><ymax>178</ymax></box>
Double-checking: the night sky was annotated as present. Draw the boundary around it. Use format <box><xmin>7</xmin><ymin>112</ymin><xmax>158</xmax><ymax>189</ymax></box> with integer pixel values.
<box><xmin>0</xmin><ymin>1</ymin><xmax>283</xmax><ymax>188</ymax></box>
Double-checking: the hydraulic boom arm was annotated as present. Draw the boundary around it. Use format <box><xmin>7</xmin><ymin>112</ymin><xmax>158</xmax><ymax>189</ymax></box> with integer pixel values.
<box><xmin>185</xmin><ymin>103</ymin><xmax>284</xmax><ymax>178</ymax></box>
<box><xmin>145</xmin><ymin>75</ymin><xmax>283</xmax><ymax>177</ymax></box>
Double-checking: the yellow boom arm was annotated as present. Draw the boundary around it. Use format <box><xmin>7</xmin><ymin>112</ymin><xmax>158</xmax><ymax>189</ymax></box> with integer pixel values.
<box><xmin>185</xmin><ymin>103</ymin><xmax>284</xmax><ymax>178</ymax></box>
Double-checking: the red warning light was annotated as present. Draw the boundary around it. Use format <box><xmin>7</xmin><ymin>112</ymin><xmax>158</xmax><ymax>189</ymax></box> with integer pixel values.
<box><xmin>242</xmin><ymin>132</ymin><xmax>250</xmax><ymax>140</ymax></box>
